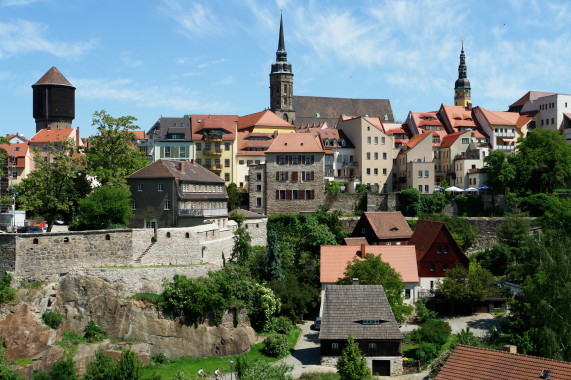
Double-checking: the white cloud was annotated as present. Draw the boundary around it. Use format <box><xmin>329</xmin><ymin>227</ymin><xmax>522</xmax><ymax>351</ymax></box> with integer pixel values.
<box><xmin>160</xmin><ymin>0</ymin><xmax>221</xmax><ymax>40</ymax></box>
<box><xmin>0</xmin><ymin>20</ymin><xmax>94</xmax><ymax>59</ymax></box>
<box><xmin>0</xmin><ymin>0</ymin><xmax>44</xmax><ymax>6</ymax></box>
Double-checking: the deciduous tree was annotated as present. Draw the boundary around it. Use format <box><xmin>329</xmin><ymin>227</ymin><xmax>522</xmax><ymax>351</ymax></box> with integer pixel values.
<box><xmin>231</xmin><ymin>226</ymin><xmax>252</xmax><ymax>265</ymax></box>
<box><xmin>69</xmin><ymin>185</ymin><xmax>133</xmax><ymax>230</ymax></box>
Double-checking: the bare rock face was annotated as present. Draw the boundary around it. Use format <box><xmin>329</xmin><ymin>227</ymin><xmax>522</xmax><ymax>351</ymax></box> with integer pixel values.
<box><xmin>0</xmin><ymin>303</ymin><xmax>62</xmax><ymax>362</ymax></box>
<box><xmin>57</xmin><ymin>273</ymin><xmax>257</xmax><ymax>359</ymax></box>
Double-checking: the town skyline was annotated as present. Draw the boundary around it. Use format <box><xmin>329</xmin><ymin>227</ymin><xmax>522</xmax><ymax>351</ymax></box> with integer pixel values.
<box><xmin>1</xmin><ymin>0</ymin><xmax>570</xmax><ymax>138</ymax></box>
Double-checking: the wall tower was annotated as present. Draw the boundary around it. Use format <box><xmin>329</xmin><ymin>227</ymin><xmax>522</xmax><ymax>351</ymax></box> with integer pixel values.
<box><xmin>269</xmin><ymin>13</ymin><xmax>295</xmax><ymax>123</ymax></box>
<box><xmin>454</xmin><ymin>41</ymin><xmax>471</xmax><ymax>107</ymax></box>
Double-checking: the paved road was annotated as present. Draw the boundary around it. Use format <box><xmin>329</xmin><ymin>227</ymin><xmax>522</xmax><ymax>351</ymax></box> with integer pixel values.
<box><xmin>400</xmin><ymin>313</ymin><xmax>498</xmax><ymax>337</ymax></box>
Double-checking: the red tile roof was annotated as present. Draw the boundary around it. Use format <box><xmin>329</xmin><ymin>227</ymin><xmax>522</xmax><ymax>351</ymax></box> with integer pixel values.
<box><xmin>265</xmin><ymin>133</ymin><xmax>323</xmax><ymax>153</ymax></box>
<box><xmin>437</xmin><ymin>345</ymin><xmax>571</xmax><ymax>380</ymax></box>
<box><xmin>440</xmin><ymin>105</ymin><xmax>477</xmax><ymax>132</ymax></box>
<box><xmin>320</xmin><ymin>245</ymin><xmax>419</xmax><ymax>284</ymax></box>
<box><xmin>477</xmin><ymin>107</ymin><xmax>520</xmax><ymax>126</ymax></box>
<box><xmin>360</xmin><ymin>212</ymin><xmax>413</xmax><ymax>240</ymax></box>
<box><xmin>237</xmin><ymin>110</ymin><xmax>293</xmax><ymax>131</ymax></box>
<box><xmin>407</xmin><ymin>220</ymin><xmax>466</xmax><ymax>262</ymax></box>
<box><xmin>31</xmin><ymin>128</ymin><xmax>75</xmax><ymax>143</ymax></box>
<box><xmin>344</xmin><ymin>237</ymin><xmax>369</xmax><ymax>246</ymax></box>
<box><xmin>440</xmin><ymin>131</ymin><xmax>471</xmax><ymax>149</ymax></box>
<box><xmin>128</xmin><ymin>130</ymin><xmax>147</xmax><ymax>139</ymax></box>
<box><xmin>34</xmin><ymin>66</ymin><xmax>73</xmax><ymax>87</ymax></box>
<box><xmin>0</xmin><ymin>143</ymin><xmax>29</xmax><ymax>167</ymax></box>
<box><xmin>404</xmin><ymin>131</ymin><xmax>431</xmax><ymax>150</ymax></box>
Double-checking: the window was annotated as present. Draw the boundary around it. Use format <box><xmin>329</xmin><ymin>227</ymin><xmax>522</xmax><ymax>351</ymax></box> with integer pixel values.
<box><xmin>205</xmin><ymin>143</ymin><xmax>211</xmax><ymax>150</ymax></box>
<box><xmin>196</xmin><ymin>143</ymin><xmax>202</xmax><ymax>150</ymax></box>
<box><xmin>137</xmin><ymin>184</ymin><xmax>143</xmax><ymax>192</ymax></box>
<box><xmin>418</xmin><ymin>185</ymin><xmax>422</xmax><ymax>192</ymax></box>
<box><xmin>164</xmin><ymin>200</ymin><xmax>171</xmax><ymax>210</ymax></box>
<box><xmin>381</xmin><ymin>137</ymin><xmax>385</xmax><ymax>144</ymax></box>
<box><xmin>405</xmin><ymin>288</ymin><xmax>411</xmax><ymax>299</ymax></box>
<box><xmin>418</xmin><ymin>170</ymin><xmax>422</xmax><ymax>178</ymax></box>
<box><xmin>255</xmin><ymin>160</ymin><xmax>260</xmax><ymax>164</ymax></box>
<box><xmin>367</xmin><ymin>152</ymin><xmax>371</xmax><ymax>160</ymax></box>
<box><xmin>239</xmin><ymin>160</ymin><xmax>244</xmax><ymax>164</ymax></box>
<box><xmin>256</xmin><ymin>185</ymin><xmax>262</xmax><ymax>192</ymax></box>
<box><xmin>247</xmin><ymin>160</ymin><xmax>253</xmax><ymax>165</ymax></box>
<box><xmin>383</xmin><ymin>168</ymin><xmax>387</xmax><ymax>175</ymax></box>
<box><xmin>225</xmin><ymin>143</ymin><xmax>230</xmax><ymax>151</ymax></box>
<box><xmin>256</xmin><ymin>197</ymin><xmax>262</xmax><ymax>207</ymax></box>
<box><xmin>205</xmin><ymin>159</ymin><xmax>211</xmax><ymax>167</ymax></box>
<box><xmin>374</xmin><ymin>136</ymin><xmax>378</xmax><ymax>144</ymax></box>
<box><xmin>366</xmin><ymin>168</ymin><xmax>371</xmax><ymax>175</ymax></box>
<box><xmin>367</xmin><ymin>136</ymin><xmax>371</xmax><ymax>144</ymax></box>
<box><xmin>374</xmin><ymin>152</ymin><xmax>378</xmax><ymax>160</ymax></box>
<box><xmin>256</xmin><ymin>173</ymin><xmax>262</xmax><ymax>181</ymax></box>
<box><xmin>374</xmin><ymin>168</ymin><xmax>378</xmax><ymax>175</ymax></box>
<box><xmin>292</xmin><ymin>155</ymin><xmax>299</xmax><ymax>164</ymax></box>
<box><xmin>215</xmin><ymin>158</ymin><xmax>221</xmax><ymax>167</ymax></box>
<box><xmin>278</xmin><ymin>155</ymin><xmax>286</xmax><ymax>164</ymax></box>
<box><xmin>225</xmin><ymin>159</ymin><xmax>230</xmax><ymax>167</ymax></box>
<box><xmin>280</xmin><ymin>171</ymin><xmax>287</xmax><ymax>181</ymax></box>
<box><xmin>305</xmin><ymin>155</ymin><xmax>312</xmax><ymax>164</ymax></box>
<box><xmin>225</xmin><ymin>173</ymin><xmax>230</xmax><ymax>181</ymax></box>
<box><xmin>361</xmin><ymin>228</ymin><xmax>366</xmax><ymax>234</ymax></box>
<box><xmin>386</xmin><ymin>242</ymin><xmax>391</xmax><ymax>245</ymax></box>
<box><xmin>157</xmin><ymin>184</ymin><xmax>164</xmax><ymax>192</ymax></box>
<box><xmin>279</xmin><ymin>190</ymin><xmax>286</xmax><ymax>199</ymax></box>
<box><xmin>383</xmin><ymin>152</ymin><xmax>387</xmax><ymax>160</ymax></box>
<box><xmin>437</xmin><ymin>245</ymin><xmax>442</xmax><ymax>254</ymax></box>
<box><xmin>430</xmin><ymin>263</ymin><xmax>436</xmax><ymax>272</ymax></box>
<box><xmin>444</xmin><ymin>245</ymin><xmax>449</xmax><ymax>254</ymax></box>
<box><xmin>196</xmin><ymin>159</ymin><xmax>201</xmax><ymax>165</ymax></box>
<box><xmin>332</xmin><ymin>343</ymin><xmax>339</xmax><ymax>350</ymax></box>
<box><xmin>443</xmin><ymin>263</ymin><xmax>449</xmax><ymax>272</ymax></box>
<box><xmin>368</xmin><ymin>343</ymin><xmax>376</xmax><ymax>351</ymax></box>
<box><xmin>130</xmin><ymin>201</ymin><xmax>136</xmax><ymax>210</ymax></box>
<box><xmin>425</xmin><ymin>184</ymin><xmax>429</xmax><ymax>193</ymax></box>
<box><xmin>425</xmin><ymin>170</ymin><xmax>429</xmax><ymax>178</ymax></box>
<box><xmin>462</xmin><ymin>138</ymin><xmax>469</xmax><ymax>144</ymax></box>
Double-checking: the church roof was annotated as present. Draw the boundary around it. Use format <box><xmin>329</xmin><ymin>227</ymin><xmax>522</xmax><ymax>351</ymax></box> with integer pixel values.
<box><xmin>293</xmin><ymin>96</ymin><xmax>394</xmax><ymax>127</ymax></box>
<box><xmin>34</xmin><ymin>66</ymin><xmax>73</xmax><ymax>87</ymax></box>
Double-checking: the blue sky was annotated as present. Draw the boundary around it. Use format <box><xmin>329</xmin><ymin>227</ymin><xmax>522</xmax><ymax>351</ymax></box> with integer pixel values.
<box><xmin>1</xmin><ymin>0</ymin><xmax>570</xmax><ymax>138</ymax></box>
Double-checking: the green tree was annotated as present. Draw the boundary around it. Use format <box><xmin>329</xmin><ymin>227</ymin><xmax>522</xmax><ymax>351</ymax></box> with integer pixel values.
<box><xmin>337</xmin><ymin>334</ymin><xmax>369</xmax><ymax>380</ymax></box>
<box><xmin>249</xmin><ymin>283</ymin><xmax>281</xmax><ymax>332</ymax></box>
<box><xmin>484</xmin><ymin>150</ymin><xmax>515</xmax><ymax>193</ymax></box>
<box><xmin>515</xmin><ymin>129</ymin><xmax>571</xmax><ymax>193</ymax></box>
<box><xmin>83</xmin><ymin>350</ymin><xmax>119</xmax><ymax>380</ymax></box>
<box><xmin>231</xmin><ymin>227</ymin><xmax>252</xmax><ymax>265</ymax></box>
<box><xmin>84</xmin><ymin>110</ymin><xmax>148</xmax><ymax>188</ymax></box>
<box><xmin>117</xmin><ymin>349</ymin><xmax>142</xmax><ymax>380</ymax></box>
<box><xmin>229</xmin><ymin>211</ymin><xmax>245</xmax><ymax>226</ymax></box>
<box><xmin>0</xmin><ymin>273</ymin><xmax>17</xmax><ymax>304</ymax></box>
<box><xmin>339</xmin><ymin>253</ymin><xmax>411</xmax><ymax>322</ymax></box>
<box><xmin>226</xmin><ymin>182</ymin><xmax>246</xmax><ymax>211</ymax></box>
<box><xmin>18</xmin><ymin>140</ymin><xmax>81</xmax><ymax>232</ymax></box>
<box><xmin>325</xmin><ymin>181</ymin><xmax>342</xmax><ymax>197</ymax></box>
<box><xmin>69</xmin><ymin>185</ymin><xmax>133</xmax><ymax>230</ymax></box>
<box><xmin>265</xmin><ymin>229</ymin><xmax>283</xmax><ymax>282</ymax></box>
<box><xmin>396</xmin><ymin>188</ymin><xmax>421</xmax><ymax>216</ymax></box>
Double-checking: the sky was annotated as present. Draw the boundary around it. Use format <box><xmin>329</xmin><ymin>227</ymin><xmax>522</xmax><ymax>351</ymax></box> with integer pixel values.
<box><xmin>1</xmin><ymin>0</ymin><xmax>570</xmax><ymax>139</ymax></box>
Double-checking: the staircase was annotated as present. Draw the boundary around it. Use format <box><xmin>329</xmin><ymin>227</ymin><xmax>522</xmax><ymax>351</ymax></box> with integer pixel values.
<box><xmin>134</xmin><ymin>240</ymin><xmax>156</xmax><ymax>264</ymax></box>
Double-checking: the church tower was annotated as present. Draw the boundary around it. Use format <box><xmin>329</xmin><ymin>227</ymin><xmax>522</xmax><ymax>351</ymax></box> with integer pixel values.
<box><xmin>270</xmin><ymin>13</ymin><xmax>295</xmax><ymax>123</ymax></box>
<box><xmin>454</xmin><ymin>42</ymin><xmax>471</xmax><ymax>107</ymax></box>
<box><xmin>32</xmin><ymin>66</ymin><xmax>76</xmax><ymax>132</ymax></box>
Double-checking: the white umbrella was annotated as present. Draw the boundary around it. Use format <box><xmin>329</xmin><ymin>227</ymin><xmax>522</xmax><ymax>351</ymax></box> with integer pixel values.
<box><xmin>445</xmin><ymin>186</ymin><xmax>464</xmax><ymax>192</ymax></box>
<box><xmin>465</xmin><ymin>187</ymin><xmax>478</xmax><ymax>192</ymax></box>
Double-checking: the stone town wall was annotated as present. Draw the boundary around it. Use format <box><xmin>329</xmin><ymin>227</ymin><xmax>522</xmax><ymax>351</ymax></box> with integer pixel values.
<box><xmin>13</xmin><ymin>230</ymin><xmax>133</xmax><ymax>282</ymax></box>
<box><xmin>323</xmin><ymin>193</ymin><xmax>397</xmax><ymax>214</ymax></box>
<box><xmin>1</xmin><ymin>221</ymin><xmax>267</xmax><ymax>282</ymax></box>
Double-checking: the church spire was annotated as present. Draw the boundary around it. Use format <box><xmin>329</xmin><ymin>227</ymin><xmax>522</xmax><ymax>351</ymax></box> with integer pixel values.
<box><xmin>454</xmin><ymin>40</ymin><xmax>471</xmax><ymax>107</ymax></box>
<box><xmin>276</xmin><ymin>12</ymin><xmax>287</xmax><ymax>62</ymax></box>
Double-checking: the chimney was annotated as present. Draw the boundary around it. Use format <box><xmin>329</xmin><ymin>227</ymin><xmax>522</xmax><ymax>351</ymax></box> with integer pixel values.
<box><xmin>178</xmin><ymin>161</ymin><xmax>183</xmax><ymax>171</ymax></box>
<box><xmin>359</xmin><ymin>244</ymin><xmax>366</xmax><ymax>258</ymax></box>
<box><xmin>352</xmin><ymin>278</ymin><xmax>360</xmax><ymax>285</ymax></box>
<box><xmin>76</xmin><ymin>127</ymin><xmax>80</xmax><ymax>147</ymax></box>
<box><xmin>502</xmin><ymin>345</ymin><xmax>517</xmax><ymax>354</ymax></box>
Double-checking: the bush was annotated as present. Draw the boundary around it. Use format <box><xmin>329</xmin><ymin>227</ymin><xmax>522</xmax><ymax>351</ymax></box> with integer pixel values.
<box><xmin>84</xmin><ymin>320</ymin><xmax>107</xmax><ymax>342</ymax></box>
<box><xmin>84</xmin><ymin>350</ymin><xmax>118</xmax><ymax>380</ymax></box>
<box><xmin>409</xmin><ymin>320</ymin><xmax>451</xmax><ymax>345</ymax></box>
<box><xmin>150</xmin><ymin>352</ymin><xmax>168</xmax><ymax>365</ymax></box>
<box><xmin>415</xmin><ymin>342</ymin><xmax>438</xmax><ymax>361</ymax></box>
<box><xmin>414</xmin><ymin>299</ymin><xmax>438</xmax><ymax>324</ymax></box>
<box><xmin>118</xmin><ymin>349</ymin><xmax>142</xmax><ymax>380</ymax></box>
<box><xmin>325</xmin><ymin>181</ymin><xmax>342</xmax><ymax>197</ymax></box>
<box><xmin>0</xmin><ymin>273</ymin><xmax>17</xmax><ymax>304</ymax></box>
<box><xmin>127</xmin><ymin>293</ymin><xmax>163</xmax><ymax>305</ymax></box>
<box><xmin>274</xmin><ymin>316</ymin><xmax>293</xmax><ymax>334</ymax></box>
<box><xmin>262</xmin><ymin>334</ymin><xmax>290</xmax><ymax>358</ymax></box>
<box><xmin>41</xmin><ymin>311</ymin><xmax>63</xmax><ymax>329</ymax></box>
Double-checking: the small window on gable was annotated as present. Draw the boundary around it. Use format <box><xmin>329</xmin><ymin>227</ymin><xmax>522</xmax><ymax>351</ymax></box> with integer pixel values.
<box><xmin>105</xmin><ymin>234</ymin><xmax>111</xmax><ymax>241</ymax></box>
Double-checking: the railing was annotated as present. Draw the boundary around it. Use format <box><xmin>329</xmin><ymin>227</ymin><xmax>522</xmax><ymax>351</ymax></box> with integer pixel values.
<box><xmin>435</xmin><ymin>170</ymin><xmax>447</xmax><ymax>176</ymax></box>
<box><xmin>495</xmin><ymin>132</ymin><xmax>515</xmax><ymax>138</ymax></box>
<box><xmin>342</xmin><ymin>161</ymin><xmax>359</xmax><ymax>167</ymax></box>
<box><xmin>454</xmin><ymin>154</ymin><xmax>478</xmax><ymax>160</ymax></box>
<box><xmin>334</xmin><ymin>176</ymin><xmax>361</xmax><ymax>181</ymax></box>
<box><xmin>496</xmin><ymin>144</ymin><xmax>515</xmax><ymax>151</ymax></box>
<box><xmin>203</xmin><ymin>133</ymin><xmax>223</xmax><ymax>141</ymax></box>
<box><xmin>204</xmin><ymin>148</ymin><xmax>222</xmax><ymax>155</ymax></box>
<box><xmin>204</xmin><ymin>164</ymin><xmax>222</xmax><ymax>171</ymax></box>
<box><xmin>418</xmin><ymin>290</ymin><xmax>434</xmax><ymax>298</ymax></box>
<box><xmin>179</xmin><ymin>208</ymin><xmax>228</xmax><ymax>216</ymax></box>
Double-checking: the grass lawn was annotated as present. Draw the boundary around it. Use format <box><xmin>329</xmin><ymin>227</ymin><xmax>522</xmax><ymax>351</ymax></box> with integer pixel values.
<box><xmin>142</xmin><ymin>327</ymin><xmax>301</xmax><ymax>379</ymax></box>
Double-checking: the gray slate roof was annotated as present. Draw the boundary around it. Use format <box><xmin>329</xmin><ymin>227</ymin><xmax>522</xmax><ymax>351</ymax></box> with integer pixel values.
<box><xmin>319</xmin><ymin>285</ymin><xmax>403</xmax><ymax>341</ymax></box>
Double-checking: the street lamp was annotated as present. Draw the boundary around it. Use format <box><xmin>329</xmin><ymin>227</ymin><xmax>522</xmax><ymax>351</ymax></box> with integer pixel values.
<box><xmin>229</xmin><ymin>360</ymin><xmax>234</xmax><ymax>380</ymax></box>
<box><xmin>11</xmin><ymin>191</ymin><xmax>18</xmax><ymax>232</ymax></box>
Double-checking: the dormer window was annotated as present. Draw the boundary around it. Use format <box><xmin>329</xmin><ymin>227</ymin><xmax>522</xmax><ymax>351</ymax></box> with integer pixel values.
<box><xmin>362</xmin><ymin>320</ymin><xmax>381</xmax><ymax>325</ymax></box>
<box><xmin>324</xmin><ymin>140</ymin><xmax>330</xmax><ymax>146</ymax></box>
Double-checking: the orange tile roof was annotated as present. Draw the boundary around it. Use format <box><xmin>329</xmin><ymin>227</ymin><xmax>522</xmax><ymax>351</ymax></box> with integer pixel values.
<box><xmin>265</xmin><ymin>132</ymin><xmax>324</xmax><ymax>153</ymax></box>
<box><xmin>404</xmin><ymin>131</ymin><xmax>431</xmax><ymax>149</ymax></box>
<box><xmin>478</xmin><ymin>107</ymin><xmax>520</xmax><ymax>126</ymax></box>
<box><xmin>0</xmin><ymin>142</ymin><xmax>29</xmax><ymax>167</ymax></box>
<box><xmin>440</xmin><ymin>105</ymin><xmax>477</xmax><ymax>132</ymax></box>
<box><xmin>128</xmin><ymin>130</ymin><xmax>147</xmax><ymax>139</ymax></box>
<box><xmin>320</xmin><ymin>245</ymin><xmax>419</xmax><ymax>284</ymax></box>
<box><xmin>344</xmin><ymin>237</ymin><xmax>369</xmax><ymax>246</ymax></box>
<box><xmin>237</xmin><ymin>110</ymin><xmax>293</xmax><ymax>131</ymax></box>
<box><xmin>360</xmin><ymin>212</ymin><xmax>413</xmax><ymax>240</ymax></box>
<box><xmin>31</xmin><ymin>128</ymin><xmax>75</xmax><ymax>143</ymax></box>
<box><xmin>516</xmin><ymin>113</ymin><xmax>535</xmax><ymax>131</ymax></box>
<box><xmin>5</xmin><ymin>134</ymin><xmax>29</xmax><ymax>142</ymax></box>
<box><xmin>191</xmin><ymin>114</ymin><xmax>237</xmax><ymax>141</ymax></box>
<box><xmin>437</xmin><ymin>345</ymin><xmax>571</xmax><ymax>380</ymax></box>
<box><xmin>382</xmin><ymin>123</ymin><xmax>406</xmax><ymax>135</ymax></box>
<box><xmin>440</xmin><ymin>131</ymin><xmax>471</xmax><ymax>149</ymax></box>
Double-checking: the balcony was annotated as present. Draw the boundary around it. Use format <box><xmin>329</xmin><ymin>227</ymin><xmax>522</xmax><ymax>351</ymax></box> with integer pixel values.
<box><xmin>495</xmin><ymin>132</ymin><xmax>515</xmax><ymax>138</ymax></box>
<box><xmin>205</xmin><ymin>164</ymin><xmax>223</xmax><ymax>172</ymax></box>
<box><xmin>397</xmin><ymin>176</ymin><xmax>407</xmax><ymax>183</ymax></box>
<box><xmin>454</xmin><ymin>154</ymin><xmax>478</xmax><ymax>160</ymax></box>
<box><xmin>179</xmin><ymin>208</ymin><xmax>228</xmax><ymax>217</ymax></box>
<box><xmin>342</xmin><ymin>161</ymin><xmax>359</xmax><ymax>168</ymax></box>
<box><xmin>418</xmin><ymin>289</ymin><xmax>434</xmax><ymax>298</ymax></box>
<box><xmin>435</xmin><ymin>170</ymin><xmax>448</xmax><ymax>177</ymax></box>
<box><xmin>496</xmin><ymin>144</ymin><xmax>515</xmax><ymax>151</ymax></box>
<box><xmin>334</xmin><ymin>175</ymin><xmax>361</xmax><ymax>182</ymax></box>
<box><xmin>203</xmin><ymin>133</ymin><xmax>223</xmax><ymax>141</ymax></box>
<box><xmin>204</xmin><ymin>148</ymin><xmax>223</xmax><ymax>156</ymax></box>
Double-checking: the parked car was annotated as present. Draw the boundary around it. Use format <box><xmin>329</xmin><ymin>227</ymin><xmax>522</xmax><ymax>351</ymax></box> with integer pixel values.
<box><xmin>313</xmin><ymin>317</ymin><xmax>322</xmax><ymax>331</ymax></box>
<box><xmin>17</xmin><ymin>226</ymin><xmax>44</xmax><ymax>233</ymax></box>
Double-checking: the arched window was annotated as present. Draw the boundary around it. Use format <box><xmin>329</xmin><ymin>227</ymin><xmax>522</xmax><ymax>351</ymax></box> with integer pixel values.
<box><xmin>105</xmin><ymin>234</ymin><xmax>111</xmax><ymax>241</ymax></box>
<box><xmin>166</xmin><ymin>232</ymin><xmax>171</xmax><ymax>238</ymax></box>
<box><xmin>33</xmin><ymin>238</ymin><xmax>39</xmax><ymax>245</ymax></box>
<box><xmin>185</xmin><ymin>232</ymin><xmax>190</xmax><ymax>238</ymax></box>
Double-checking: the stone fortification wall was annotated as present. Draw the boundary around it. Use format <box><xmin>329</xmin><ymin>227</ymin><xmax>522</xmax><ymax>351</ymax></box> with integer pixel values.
<box><xmin>13</xmin><ymin>230</ymin><xmax>133</xmax><ymax>282</ymax></box>
<box><xmin>1</xmin><ymin>221</ymin><xmax>267</xmax><ymax>282</ymax></box>
<box><xmin>324</xmin><ymin>193</ymin><xmax>397</xmax><ymax>214</ymax></box>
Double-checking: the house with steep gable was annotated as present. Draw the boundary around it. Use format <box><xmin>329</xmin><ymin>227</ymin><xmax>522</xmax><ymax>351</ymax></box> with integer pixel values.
<box><xmin>407</xmin><ymin>220</ymin><xmax>470</xmax><ymax>295</ymax></box>
<box><xmin>396</xmin><ymin>132</ymin><xmax>434</xmax><ymax>193</ymax></box>
<box><xmin>349</xmin><ymin>212</ymin><xmax>412</xmax><ymax>246</ymax></box>
<box><xmin>145</xmin><ymin>117</ymin><xmax>193</xmax><ymax>162</ymax></box>
<box><xmin>319</xmin><ymin>284</ymin><xmax>404</xmax><ymax>376</ymax></box>
<box><xmin>320</xmin><ymin>244</ymin><xmax>420</xmax><ymax>304</ymax></box>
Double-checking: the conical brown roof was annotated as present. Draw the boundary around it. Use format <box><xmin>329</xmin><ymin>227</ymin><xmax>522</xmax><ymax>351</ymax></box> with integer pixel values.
<box><xmin>34</xmin><ymin>66</ymin><xmax>73</xmax><ymax>87</ymax></box>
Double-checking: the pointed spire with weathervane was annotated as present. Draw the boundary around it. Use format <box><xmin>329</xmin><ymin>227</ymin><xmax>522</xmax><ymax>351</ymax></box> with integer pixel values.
<box><xmin>270</xmin><ymin>10</ymin><xmax>295</xmax><ymax>123</ymax></box>
<box><xmin>454</xmin><ymin>40</ymin><xmax>471</xmax><ymax>107</ymax></box>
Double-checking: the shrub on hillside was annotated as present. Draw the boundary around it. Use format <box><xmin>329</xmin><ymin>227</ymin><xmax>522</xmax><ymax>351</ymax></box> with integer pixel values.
<box><xmin>409</xmin><ymin>320</ymin><xmax>451</xmax><ymax>345</ymax></box>
<box><xmin>415</xmin><ymin>341</ymin><xmax>439</xmax><ymax>361</ymax></box>
<box><xmin>41</xmin><ymin>311</ymin><xmax>63</xmax><ymax>329</ymax></box>
<box><xmin>274</xmin><ymin>316</ymin><xmax>293</xmax><ymax>334</ymax></box>
<box><xmin>262</xmin><ymin>334</ymin><xmax>289</xmax><ymax>358</ymax></box>
<box><xmin>84</xmin><ymin>320</ymin><xmax>107</xmax><ymax>342</ymax></box>
<box><xmin>0</xmin><ymin>273</ymin><xmax>17</xmax><ymax>304</ymax></box>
